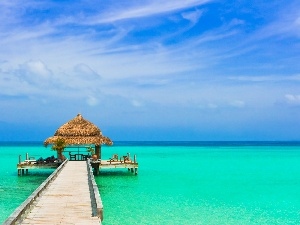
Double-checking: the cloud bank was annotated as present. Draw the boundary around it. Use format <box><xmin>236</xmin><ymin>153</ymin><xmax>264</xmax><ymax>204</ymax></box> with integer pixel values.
<box><xmin>0</xmin><ymin>0</ymin><xmax>300</xmax><ymax>141</ymax></box>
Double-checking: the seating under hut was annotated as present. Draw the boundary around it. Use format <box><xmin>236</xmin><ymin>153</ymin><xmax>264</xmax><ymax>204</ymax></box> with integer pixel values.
<box><xmin>44</xmin><ymin>113</ymin><xmax>113</xmax><ymax>160</ymax></box>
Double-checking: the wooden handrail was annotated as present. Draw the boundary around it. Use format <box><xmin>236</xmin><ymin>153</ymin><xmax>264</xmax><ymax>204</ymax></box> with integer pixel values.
<box><xmin>86</xmin><ymin>159</ymin><xmax>103</xmax><ymax>221</ymax></box>
<box><xmin>3</xmin><ymin>159</ymin><xmax>68</xmax><ymax>225</ymax></box>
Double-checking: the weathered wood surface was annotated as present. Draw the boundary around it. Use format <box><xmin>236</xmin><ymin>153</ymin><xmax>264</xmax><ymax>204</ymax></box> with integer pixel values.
<box><xmin>17</xmin><ymin>163</ymin><xmax>60</xmax><ymax>170</ymax></box>
<box><xmin>92</xmin><ymin>160</ymin><xmax>138</xmax><ymax>175</ymax></box>
<box><xmin>21</xmin><ymin>161</ymin><xmax>101</xmax><ymax>225</ymax></box>
<box><xmin>4</xmin><ymin>160</ymin><xmax>68</xmax><ymax>225</ymax></box>
<box><xmin>100</xmin><ymin>160</ymin><xmax>138</xmax><ymax>168</ymax></box>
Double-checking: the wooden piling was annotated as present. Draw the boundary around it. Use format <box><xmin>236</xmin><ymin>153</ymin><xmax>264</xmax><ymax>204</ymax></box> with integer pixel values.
<box><xmin>95</xmin><ymin>145</ymin><xmax>101</xmax><ymax>159</ymax></box>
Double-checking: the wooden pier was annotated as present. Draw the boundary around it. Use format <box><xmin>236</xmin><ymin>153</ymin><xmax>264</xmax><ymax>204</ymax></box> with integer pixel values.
<box><xmin>5</xmin><ymin>160</ymin><xmax>103</xmax><ymax>225</ymax></box>
<box><xmin>5</xmin><ymin>114</ymin><xmax>139</xmax><ymax>224</ymax></box>
<box><xmin>91</xmin><ymin>154</ymin><xmax>138</xmax><ymax>175</ymax></box>
<box><xmin>17</xmin><ymin>153</ymin><xmax>138</xmax><ymax>176</ymax></box>
<box><xmin>17</xmin><ymin>153</ymin><xmax>60</xmax><ymax>175</ymax></box>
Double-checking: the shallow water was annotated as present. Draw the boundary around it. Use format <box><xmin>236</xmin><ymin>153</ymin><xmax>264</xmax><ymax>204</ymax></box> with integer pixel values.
<box><xmin>0</xmin><ymin>144</ymin><xmax>55</xmax><ymax>223</ymax></box>
<box><xmin>1</xmin><ymin>142</ymin><xmax>300</xmax><ymax>224</ymax></box>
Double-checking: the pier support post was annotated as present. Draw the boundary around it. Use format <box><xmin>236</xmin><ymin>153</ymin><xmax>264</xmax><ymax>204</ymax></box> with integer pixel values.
<box><xmin>130</xmin><ymin>168</ymin><xmax>134</xmax><ymax>173</ymax></box>
<box><xmin>135</xmin><ymin>168</ymin><xmax>138</xmax><ymax>175</ymax></box>
<box><xmin>91</xmin><ymin>162</ymin><xmax>100</xmax><ymax>175</ymax></box>
<box><xmin>18</xmin><ymin>155</ymin><xmax>22</xmax><ymax>176</ymax></box>
<box><xmin>99</xmin><ymin>209</ymin><xmax>103</xmax><ymax>222</ymax></box>
<box><xmin>95</xmin><ymin>167</ymin><xmax>99</xmax><ymax>175</ymax></box>
<box><xmin>95</xmin><ymin>145</ymin><xmax>101</xmax><ymax>159</ymax></box>
<box><xmin>22</xmin><ymin>169</ymin><xmax>24</xmax><ymax>175</ymax></box>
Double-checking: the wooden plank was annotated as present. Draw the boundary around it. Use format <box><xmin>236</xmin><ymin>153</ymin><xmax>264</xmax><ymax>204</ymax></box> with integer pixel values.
<box><xmin>17</xmin><ymin>162</ymin><xmax>60</xmax><ymax>170</ymax></box>
<box><xmin>100</xmin><ymin>164</ymin><xmax>138</xmax><ymax>169</ymax></box>
<box><xmin>99</xmin><ymin>160</ymin><xmax>138</xmax><ymax>169</ymax></box>
<box><xmin>20</xmin><ymin>161</ymin><xmax>101</xmax><ymax>225</ymax></box>
<box><xmin>3</xmin><ymin>160</ymin><xmax>68</xmax><ymax>225</ymax></box>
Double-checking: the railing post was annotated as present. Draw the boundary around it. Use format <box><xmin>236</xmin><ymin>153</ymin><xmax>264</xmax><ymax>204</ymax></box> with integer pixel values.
<box><xmin>127</xmin><ymin>153</ymin><xmax>130</xmax><ymax>160</ymax></box>
<box><xmin>86</xmin><ymin>159</ymin><xmax>103</xmax><ymax>221</ymax></box>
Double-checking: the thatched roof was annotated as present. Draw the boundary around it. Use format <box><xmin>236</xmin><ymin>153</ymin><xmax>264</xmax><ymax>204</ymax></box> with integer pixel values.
<box><xmin>44</xmin><ymin>114</ymin><xmax>113</xmax><ymax>146</ymax></box>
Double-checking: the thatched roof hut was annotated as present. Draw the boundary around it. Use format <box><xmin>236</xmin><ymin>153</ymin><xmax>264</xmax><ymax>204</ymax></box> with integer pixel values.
<box><xmin>44</xmin><ymin>114</ymin><xmax>112</xmax><ymax>152</ymax></box>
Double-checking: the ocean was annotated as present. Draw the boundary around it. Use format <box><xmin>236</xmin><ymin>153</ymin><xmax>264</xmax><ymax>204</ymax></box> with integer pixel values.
<box><xmin>0</xmin><ymin>142</ymin><xmax>300</xmax><ymax>225</ymax></box>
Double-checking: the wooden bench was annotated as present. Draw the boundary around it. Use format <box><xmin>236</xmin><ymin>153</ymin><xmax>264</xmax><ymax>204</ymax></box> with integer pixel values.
<box><xmin>69</xmin><ymin>153</ymin><xmax>90</xmax><ymax>161</ymax></box>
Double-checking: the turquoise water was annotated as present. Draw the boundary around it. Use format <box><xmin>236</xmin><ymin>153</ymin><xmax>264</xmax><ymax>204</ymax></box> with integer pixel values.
<box><xmin>0</xmin><ymin>144</ymin><xmax>56</xmax><ymax>223</ymax></box>
<box><xmin>1</xmin><ymin>142</ymin><xmax>300</xmax><ymax>224</ymax></box>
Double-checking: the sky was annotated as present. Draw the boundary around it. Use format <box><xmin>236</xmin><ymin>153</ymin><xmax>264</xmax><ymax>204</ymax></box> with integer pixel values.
<box><xmin>0</xmin><ymin>0</ymin><xmax>300</xmax><ymax>141</ymax></box>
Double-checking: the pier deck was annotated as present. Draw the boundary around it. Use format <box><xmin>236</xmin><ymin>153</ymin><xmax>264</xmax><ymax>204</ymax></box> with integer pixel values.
<box><xmin>90</xmin><ymin>158</ymin><xmax>138</xmax><ymax>175</ymax></box>
<box><xmin>20</xmin><ymin>161</ymin><xmax>101</xmax><ymax>225</ymax></box>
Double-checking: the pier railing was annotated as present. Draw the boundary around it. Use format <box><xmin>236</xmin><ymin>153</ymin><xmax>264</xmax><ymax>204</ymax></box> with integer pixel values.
<box><xmin>87</xmin><ymin>158</ymin><xmax>104</xmax><ymax>221</ymax></box>
<box><xmin>3</xmin><ymin>159</ymin><xmax>69</xmax><ymax>225</ymax></box>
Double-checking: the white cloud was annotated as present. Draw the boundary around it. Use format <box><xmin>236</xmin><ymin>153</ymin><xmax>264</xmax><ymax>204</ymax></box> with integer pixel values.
<box><xmin>85</xmin><ymin>0</ymin><xmax>212</xmax><ymax>24</ymax></box>
<box><xmin>230</xmin><ymin>100</ymin><xmax>245</xmax><ymax>108</ymax></box>
<box><xmin>247</xmin><ymin>4</ymin><xmax>300</xmax><ymax>40</ymax></box>
<box><xmin>228</xmin><ymin>18</ymin><xmax>245</xmax><ymax>27</ymax></box>
<box><xmin>73</xmin><ymin>63</ymin><xmax>100</xmax><ymax>80</ymax></box>
<box><xmin>228</xmin><ymin>74</ymin><xmax>300</xmax><ymax>82</ymax></box>
<box><xmin>285</xmin><ymin>94</ymin><xmax>300</xmax><ymax>105</ymax></box>
<box><xmin>18</xmin><ymin>60</ymin><xmax>52</xmax><ymax>85</ymax></box>
<box><xmin>0</xmin><ymin>0</ymin><xmax>300</xmax><ymax>141</ymax></box>
<box><xmin>86</xmin><ymin>95</ymin><xmax>98</xmax><ymax>106</ymax></box>
<box><xmin>131</xmin><ymin>100</ymin><xmax>143</xmax><ymax>107</ymax></box>
<box><xmin>23</xmin><ymin>60</ymin><xmax>51</xmax><ymax>76</ymax></box>
<box><xmin>181</xmin><ymin>9</ymin><xmax>203</xmax><ymax>24</ymax></box>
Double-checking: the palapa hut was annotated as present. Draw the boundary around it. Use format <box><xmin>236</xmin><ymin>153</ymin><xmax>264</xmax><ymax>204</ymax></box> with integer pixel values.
<box><xmin>44</xmin><ymin>113</ymin><xmax>112</xmax><ymax>159</ymax></box>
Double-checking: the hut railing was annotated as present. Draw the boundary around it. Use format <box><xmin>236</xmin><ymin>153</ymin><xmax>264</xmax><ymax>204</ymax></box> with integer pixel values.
<box><xmin>86</xmin><ymin>158</ymin><xmax>103</xmax><ymax>221</ymax></box>
<box><xmin>3</xmin><ymin>159</ymin><xmax>69</xmax><ymax>225</ymax></box>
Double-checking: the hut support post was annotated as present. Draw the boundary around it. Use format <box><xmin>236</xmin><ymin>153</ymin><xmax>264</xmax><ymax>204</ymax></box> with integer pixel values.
<box><xmin>95</xmin><ymin>145</ymin><xmax>101</xmax><ymax>159</ymax></box>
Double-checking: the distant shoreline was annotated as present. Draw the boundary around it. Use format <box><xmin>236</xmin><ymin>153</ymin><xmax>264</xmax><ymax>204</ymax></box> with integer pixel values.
<box><xmin>1</xmin><ymin>141</ymin><xmax>300</xmax><ymax>147</ymax></box>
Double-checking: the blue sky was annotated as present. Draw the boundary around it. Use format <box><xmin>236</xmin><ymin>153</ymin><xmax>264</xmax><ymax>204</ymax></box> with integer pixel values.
<box><xmin>0</xmin><ymin>0</ymin><xmax>300</xmax><ymax>141</ymax></box>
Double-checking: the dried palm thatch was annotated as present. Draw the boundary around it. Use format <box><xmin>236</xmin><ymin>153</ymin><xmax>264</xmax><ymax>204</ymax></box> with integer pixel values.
<box><xmin>44</xmin><ymin>114</ymin><xmax>113</xmax><ymax>146</ymax></box>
